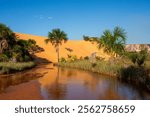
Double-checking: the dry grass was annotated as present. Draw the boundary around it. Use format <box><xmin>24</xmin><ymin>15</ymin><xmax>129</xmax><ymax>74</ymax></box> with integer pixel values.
<box><xmin>0</xmin><ymin>62</ymin><xmax>36</xmax><ymax>74</ymax></box>
<box><xmin>58</xmin><ymin>60</ymin><xmax>123</xmax><ymax>76</ymax></box>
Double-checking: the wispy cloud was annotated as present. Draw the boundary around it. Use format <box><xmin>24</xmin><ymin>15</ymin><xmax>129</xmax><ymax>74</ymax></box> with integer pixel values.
<box><xmin>33</xmin><ymin>15</ymin><xmax>53</xmax><ymax>20</ymax></box>
<box><xmin>48</xmin><ymin>16</ymin><xmax>53</xmax><ymax>20</ymax></box>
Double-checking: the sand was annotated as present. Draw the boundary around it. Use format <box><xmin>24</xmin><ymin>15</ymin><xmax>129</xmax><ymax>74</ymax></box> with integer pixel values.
<box><xmin>15</xmin><ymin>32</ymin><xmax>110</xmax><ymax>62</ymax></box>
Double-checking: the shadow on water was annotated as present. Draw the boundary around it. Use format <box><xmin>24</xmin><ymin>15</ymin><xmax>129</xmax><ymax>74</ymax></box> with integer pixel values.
<box><xmin>0</xmin><ymin>67</ymin><xmax>48</xmax><ymax>93</ymax></box>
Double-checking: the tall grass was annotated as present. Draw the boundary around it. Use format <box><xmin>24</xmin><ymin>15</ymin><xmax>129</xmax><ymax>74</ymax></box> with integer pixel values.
<box><xmin>0</xmin><ymin>62</ymin><xmax>36</xmax><ymax>74</ymax></box>
<box><xmin>58</xmin><ymin>60</ymin><xmax>123</xmax><ymax>76</ymax></box>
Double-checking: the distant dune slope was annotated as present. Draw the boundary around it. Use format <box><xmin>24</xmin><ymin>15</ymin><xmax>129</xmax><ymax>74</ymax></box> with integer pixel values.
<box><xmin>15</xmin><ymin>32</ymin><xmax>110</xmax><ymax>62</ymax></box>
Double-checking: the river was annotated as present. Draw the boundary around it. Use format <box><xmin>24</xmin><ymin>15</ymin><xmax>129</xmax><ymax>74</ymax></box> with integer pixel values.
<box><xmin>0</xmin><ymin>64</ymin><xmax>150</xmax><ymax>100</ymax></box>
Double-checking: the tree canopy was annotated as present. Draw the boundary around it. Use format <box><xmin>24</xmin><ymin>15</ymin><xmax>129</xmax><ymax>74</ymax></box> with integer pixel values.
<box><xmin>83</xmin><ymin>26</ymin><xmax>127</xmax><ymax>56</ymax></box>
<box><xmin>45</xmin><ymin>28</ymin><xmax>68</xmax><ymax>62</ymax></box>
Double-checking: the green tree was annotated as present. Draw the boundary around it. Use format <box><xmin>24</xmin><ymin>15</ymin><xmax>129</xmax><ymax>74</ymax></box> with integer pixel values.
<box><xmin>0</xmin><ymin>23</ymin><xmax>16</xmax><ymax>48</ymax></box>
<box><xmin>127</xmin><ymin>48</ymin><xmax>148</xmax><ymax>67</ymax></box>
<box><xmin>45</xmin><ymin>28</ymin><xmax>68</xmax><ymax>62</ymax></box>
<box><xmin>98</xmin><ymin>27</ymin><xmax>126</xmax><ymax>56</ymax></box>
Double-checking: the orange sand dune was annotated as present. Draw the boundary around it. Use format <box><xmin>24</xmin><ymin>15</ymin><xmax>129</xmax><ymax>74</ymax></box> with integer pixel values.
<box><xmin>15</xmin><ymin>32</ymin><xmax>110</xmax><ymax>62</ymax></box>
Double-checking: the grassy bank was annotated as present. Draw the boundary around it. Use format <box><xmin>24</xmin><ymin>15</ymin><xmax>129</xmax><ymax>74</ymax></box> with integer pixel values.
<box><xmin>58</xmin><ymin>60</ymin><xmax>124</xmax><ymax>77</ymax></box>
<box><xmin>0</xmin><ymin>62</ymin><xmax>36</xmax><ymax>74</ymax></box>
<box><xmin>58</xmin><ymin>59</ymin><xmax>150</xmax><ymax>91</ymax></box>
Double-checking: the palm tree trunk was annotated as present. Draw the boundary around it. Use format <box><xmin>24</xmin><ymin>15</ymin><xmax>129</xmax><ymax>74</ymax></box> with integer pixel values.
<box><xmin>57</xmin><ymin>45</ymin><xmax>59</xmax><ymax>63</ymax></box>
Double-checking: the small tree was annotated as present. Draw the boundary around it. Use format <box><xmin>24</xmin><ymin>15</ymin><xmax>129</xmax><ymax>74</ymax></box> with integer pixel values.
<box><xmin>128</xmin><ymin>49</ymin><xmax>148</xmax><ymax>67</ymax></box>
<box><xmin>0</xmin><ymin>23</ymin><xmax>16</xmax><ymax>43</ymax></box>
<box><xmin>45</xmin><ymin>28</ymin><xmax>68</xmax><ymax>63</ymax></box>
<box><xmin>83</xmin><ymin>27</ymin><xmax>127</xmax><ymax>57</ymax></box>
<box><xmin>98</xmin><ymin>27</ymin><xmax>127</xmax><ymax>56</ymax></box>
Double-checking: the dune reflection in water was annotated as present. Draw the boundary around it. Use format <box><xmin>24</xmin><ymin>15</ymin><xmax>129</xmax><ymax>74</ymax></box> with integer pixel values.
<box><xmin>38</xmin><ymin>64</ymin><xmax>150</xmax><ymax>100</ymax></box>
<box><xmin>0</xmin><ymin>63</ymin><xmax>150</xmax><ymax>100</ymax></box>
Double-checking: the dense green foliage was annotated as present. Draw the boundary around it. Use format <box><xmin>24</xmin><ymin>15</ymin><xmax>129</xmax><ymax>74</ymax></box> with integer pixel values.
<box><xmin>125</xmin><ymin>49</ymin><xmax>148</xmax><ymax>67</ymax></box>
<box><xmin>83</xmin><ymin>27</ymin><xmax>127</xmax><ymax>56</ymax></box>
<box><xmin>98</xmin><ymin>27</ymin><xmax>126</xmax><ymax>56</ymax></box>
<box><xmin>118</xmin><ymin>66</ymin><xmax>150</xmax><ymax>91</ymax></box>
<box><xmin>0</xmin><ymin>23</ymin><xmax>38</xmax><ymax>63</ymax></box>
<box><xmin>45</xmin><ymin>28</ymin><xmax>68</xmax><ymax>62</ymax></box>
<box><xmin>0</xmin><ymin>23</ymin><xmax>16</xmax><ymax>47</ymax></box>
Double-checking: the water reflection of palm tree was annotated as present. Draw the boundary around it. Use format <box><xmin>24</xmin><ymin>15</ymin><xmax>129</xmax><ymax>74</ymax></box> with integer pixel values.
<box><xmin>48</xmin><ymin>67</ymin><xmax>67</xmax><ymax>99</ymax></box>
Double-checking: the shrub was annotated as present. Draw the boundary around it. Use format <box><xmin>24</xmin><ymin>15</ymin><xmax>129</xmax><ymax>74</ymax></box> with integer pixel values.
<box><xmin>0</xmin><ymin>54</ymin><xmax>9</xmax><ymax>62</ymax></box>
<box><xmin>60</xmin><ymin>57</ymin><xmax>66</xmax><ymax>63</ymax></box>
<box><xmin>96</xmin><ymin>56</ymin><xmax>105</xmax><ymax>61</ymax></box>
<box><xmin>126</xmin><ymin>49</ymin><xmax>148</xmax><ymax>67</ymax></box>
<box><xmin>66</xmin><ymin>55</ymin><xmax>77</xmax><ymax>62</ymax></box>
<box><xmin>0</xmin><ymin>23</ymin><xmax>39</xmax><ymax>63</ymax></box>
<box><xmin>129</xmin><ymin>52</ymin><xmax>137</xmax><ymax>64</ymax></box>
<box><xmin>118</xmin><ymin>65</ymin><xmax>150</xmax><ymax>90</ymax></box>
<box><xmin>137</xmin><ymin>49</ymin><xmax>148</xmax><ymax>66</ymax></box>
<box><xmin>84</xmin><ymin>56</ymin><xmax>89</xmax><ymax>60</ymax></box>
<box><xmin>23</xmin><ymin>55</ymin><xmax>31</xmax><ymax>62</ymax></box>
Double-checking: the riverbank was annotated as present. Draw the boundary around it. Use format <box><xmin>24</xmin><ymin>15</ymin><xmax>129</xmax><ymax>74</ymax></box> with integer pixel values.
<box><xmin>0</xmin><ymin>62</ymin><xmax>36</xmax><ymax>74</ymax></box>
<box><xmin>58</xmin><ymin>60</ymin><xmax>123</xmax><ymax>77</ymax></box>
<box><xmin>58</xmin><ymin>59</ymin><xmax>150</xmax><ymax>92</ymax></box>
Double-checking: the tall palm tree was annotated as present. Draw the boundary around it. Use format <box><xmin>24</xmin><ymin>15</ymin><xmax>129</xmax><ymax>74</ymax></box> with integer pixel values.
<box><xmin>98</xmin><ymin>27</ymin><xmax>126</xmax><ymax>56</ymax></box>
<box><xmin>45</xmin><ymin>28</ymin><xmax>68</xmax><ymax>62</ymax></box>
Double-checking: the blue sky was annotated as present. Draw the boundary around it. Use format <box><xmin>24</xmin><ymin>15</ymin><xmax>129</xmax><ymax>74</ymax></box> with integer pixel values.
<box><xmin>0</xmin><ymin>0</ymin><xmax>150</xmax><ymax>44</ymax></box>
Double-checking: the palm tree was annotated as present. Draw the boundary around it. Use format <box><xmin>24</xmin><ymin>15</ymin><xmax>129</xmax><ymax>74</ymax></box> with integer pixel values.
<box><xmin>45</xmin><ymin>28</ymin><xmax>68</xmax><ymax>62</ymax></box>
<box><xmin>98</xmin><ymin>27</ymin><xmax>126</xmax><ymax>56</ymax></box>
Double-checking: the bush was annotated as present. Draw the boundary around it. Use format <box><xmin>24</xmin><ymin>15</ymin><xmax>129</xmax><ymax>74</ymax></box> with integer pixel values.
<box><xmin>60</xmin><ymin>57</ymin><xmax>66</xmax><ymax>63</ymax></box>
<box><xmin>84</xmin><ymin>56</ymin><xmax>89</xmax><ymax>60</ymax></box>
<box><xmin>0</xmin><ymin>23</ymin><xmax>38</xmax><ymax>63</ymax></box>
<box><xmin>128</xmin><ymin>52</ymin><xmax>137</xmax><ymax>64</ymax></box>
<box><xmin>0</xmin><ymin>54</ymin><xmax>9</xmax><ymax>62</ymax></box>
<box><xmin>67</xmin><ymin>55</ymin><xmax>77</xmax><ymax>62</ymax></box>
<box><xmin>118</xmin><ymin>65</ymin><xmax>150</xmax><ymax>91</ymax></box>
<box><xmin>96</xmin><ymin>56</ymin><xmax>105</xmax><ymax>61</ymax></box>
<box><xmin>23</xmin><ymin>55</ymin><xmax>31</xmax><ymax>62</ymax></box>
<box><xmin>126</xmin><ymin>49</ymin><xmax>148</xmax><ymax>67</ymax></box>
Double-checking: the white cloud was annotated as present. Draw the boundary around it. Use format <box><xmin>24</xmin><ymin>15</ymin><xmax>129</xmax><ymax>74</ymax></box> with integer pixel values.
<box><xmin>33</xmin><ymin>15</ymin><xmax>53</xmax><ymax>20</ymax></box>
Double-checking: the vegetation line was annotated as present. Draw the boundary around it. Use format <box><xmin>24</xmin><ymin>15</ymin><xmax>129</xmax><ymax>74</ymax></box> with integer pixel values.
<box><xmin>58</xmin><ymin>60</ymin><xmax>122</xmax><ymax>77</ymax></box>
<box><xmin>0</xmin><ymin>23</ymin><xmax>44</xmax><ymax>74</ymax></box>
<box><xmin>0</xmin><ymin>62</ymin><xmax>36</xmax><ymax>74</ymax></box>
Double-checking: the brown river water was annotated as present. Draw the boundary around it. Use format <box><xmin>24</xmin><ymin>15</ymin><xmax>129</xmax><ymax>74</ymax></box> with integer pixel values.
<box><xmin>0</xmin><ymin>63</ymin><xmax>150</xmax><ymax>100</ymax></box>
